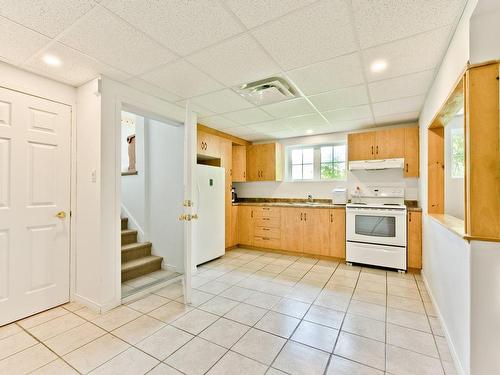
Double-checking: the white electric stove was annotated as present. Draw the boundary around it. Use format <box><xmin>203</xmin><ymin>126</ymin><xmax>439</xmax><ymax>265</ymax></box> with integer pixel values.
<box><xmin>346</xmin><ymin>186</ymin><xmax>407</xmax><ymax>271</ymax></box>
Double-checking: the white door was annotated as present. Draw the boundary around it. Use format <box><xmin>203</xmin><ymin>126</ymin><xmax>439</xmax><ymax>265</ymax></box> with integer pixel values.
<box><xmin>0</xmin><ymin>87</ymin><xmax>71</xmax><ymax>326</ymax></box>
<box><xmin>182</xmin><ymin>102</ymin><xmax>196</xmax><ymax>304</ymax></box>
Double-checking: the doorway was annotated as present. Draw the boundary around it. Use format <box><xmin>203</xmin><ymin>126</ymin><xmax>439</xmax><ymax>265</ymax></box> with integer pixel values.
<box><xmin>0</xmin><ymin>87</ymin><xmax>71</xmax><ymax>325</ymax></box>
<box><xmin>119</xmin><ymin>108</ymin><xmax>185</xmax><ymax>299</ymax></box>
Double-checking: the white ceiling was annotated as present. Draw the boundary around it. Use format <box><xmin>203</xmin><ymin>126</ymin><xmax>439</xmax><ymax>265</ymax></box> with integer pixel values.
<box><xmin>0</xmin><ymin>0</ymin><xmax>466</xmax><ymax>141</ymax></box>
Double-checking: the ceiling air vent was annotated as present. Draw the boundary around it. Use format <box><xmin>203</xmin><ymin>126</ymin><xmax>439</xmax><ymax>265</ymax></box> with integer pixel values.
<box><xmin>234</xmin><ymin>76</ymin><xmax>298</xmax><ymax>106</ymax></box>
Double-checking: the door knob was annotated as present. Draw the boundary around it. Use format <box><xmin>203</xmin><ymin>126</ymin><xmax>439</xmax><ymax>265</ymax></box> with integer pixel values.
<box><xmin>55</xmin><ymin>211</ymin><xmax>66</xmax><ymax>219</ymax></box>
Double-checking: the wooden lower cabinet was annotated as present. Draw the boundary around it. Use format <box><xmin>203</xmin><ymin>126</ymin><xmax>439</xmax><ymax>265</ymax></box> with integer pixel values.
<box><xmin>303</xmin><ymin>208</ymin><xmax>330</xmax><ymax>256</ymax></box>
<box><xmin>237</xmin><ymin>206</ymin><xmax>254</xmax><ymax>246</ymax></box>
<box><xmin>407</xmin><ymin>211</ymin><xmax>422</xmax><ymax>269</ymax></box>
<box><xmin>329</xmin><ymin>209</ymin><xmax>346</xmax><ymax>258</ymax></box>
<box><xmin>280</xmin><ymin>207</ymin><xmax>303</xmax><ymax>252</ymax></box>
<box><xmin>229</xmin><ymin>205</ymin><xmax>238</xmax><ymax>247</ymax></box>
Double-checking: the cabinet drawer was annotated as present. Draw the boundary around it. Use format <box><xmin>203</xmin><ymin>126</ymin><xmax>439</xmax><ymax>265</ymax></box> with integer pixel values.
<box><xmin>254</xmin><ymin>217</ymin><xmax>280</xmax><ymax>228</ymax></box>
<box><xmin>253</xmin><ymin>236</ymin><xmax>281</xmax><ymax>249</ymax></box>
<box><xmin>253</xmin><ymin>206</ymin><xmax>280</xmax><ymax>218</ymax></box>
<box><xmin>254</xmin><ymin>227</ymin><xmax>281</xmax><ymax>239</ymax></box>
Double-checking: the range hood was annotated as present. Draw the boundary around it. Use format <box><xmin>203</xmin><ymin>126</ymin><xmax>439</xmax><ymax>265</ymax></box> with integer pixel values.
<box><xmin>349</xmin><ymin>158</ymin><xmax>405</xmax><ymax>171</ymax></box>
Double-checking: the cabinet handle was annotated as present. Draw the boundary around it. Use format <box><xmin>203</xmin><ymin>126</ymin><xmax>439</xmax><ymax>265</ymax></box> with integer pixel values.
<box><xmin>330</xmin><ymin>213</ymin><xmax>333</xmax><ymax>222</ymax></box>
<box><xmin>251</xmin><ymin>210</ymin><xmax>253</xmax><ymax>218</ymax></box>
<box><xmin>300</xmin><ymin>213</ymin><xmax>303</xmax><ymax>221</ymax></box>
<box><xmin>304</xmin><ymin>212</ymin><xmax>307</xmax><ymax>221</ymax></box>
<box><xmin>263</xmin><ymin>217</ymin><xmax>270</xmax><ymax>221</ymax></box>
<box><xmin>371</xmin><ymin>146</ymin><xmax>374</xmax><ymax>155</ymax></box>
<box><xmin>406</xmin><ymin>163</ymin><xmax>409</xmax><ymax>173</ymax></box>
<box><xmin>376</xmin><ymin>145</ymin><xmax>379</xmax><ymax>154</ymax></box>
<box><xmin>263</xmin><ymin>207</ymin><xmax>270</xmax><ymax>210</ymax></box>
<box><xmin>243</xmin><ymin>171</ymin><xmax>246</xmax><ymax>178</ymax></box>
<box><xmin>263</xmin><ymin>228</ymin><xmax>270</xmax><ymax>231</ymax></box>
<box><xmin>409</xmin><ymin>212</ymin><xmax>412</xmax><ymax>222</ymax></box>
<box><xmin>230</xmin><ymin>169</ymin><xmax>232</xmax><ymax>177</ymax></box>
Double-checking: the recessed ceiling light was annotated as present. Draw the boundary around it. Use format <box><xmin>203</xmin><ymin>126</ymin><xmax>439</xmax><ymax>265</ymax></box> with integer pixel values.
<box><xmin>370</xmin><ymin>60</ymin><xmax>387</xmax><ymax>73</ymax></box>
<box><xmin>306</xmin><ymin>129</ymin><xmax>314</xmax><ymax>134</ymax></box>
<box><xmin>42</xmin><ymin>54</ymin><xmax>62</xmax><ymax>67</ymax></box>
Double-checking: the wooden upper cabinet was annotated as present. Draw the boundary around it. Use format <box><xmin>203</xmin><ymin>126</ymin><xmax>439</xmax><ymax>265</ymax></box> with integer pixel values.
<box><xmin>404</xmin><ymin>127</ymin><xmax>419</xmax><ymax>177</ymax></box>
<box><xmin>329</xmin><ymin>209</ymin><xmax>346</xmax><ymax>259</ymax></box>
<box><xmin>302</xmin><ymin>209</ymin><xmax>330</xmax><ymax>256</ymax></box>
<box><xmin>246</xmin><ymin>143</ymin><xmax>283</xmax><ymax>181</ymax></box>
<box><xmin>197</xmin><ymin>130</ymin><xmax>220</xmax><ymax>158</ymax></box>
<box><xmin>232</xmin><ymin>145</ymin><xmax>247</xmax><ymax>182</ymax></box>
<box><xmin>407</xmin><ymin>211</ymin><xmax>422</xmax><ymax>269</ymax></box>
<box><xmin>280</xmin><ymin>207</ymin><xmax>303</xmax><ymax>252</ymax></box>
<box><xmin>375</xmin><ymin>128</ymin><xmax>405</xmax><ymax>159</ymax></box>
<box><xmin>348</xmin><ymin>132</ymin><xmax>375</xmax><ymax>161</ymax></box>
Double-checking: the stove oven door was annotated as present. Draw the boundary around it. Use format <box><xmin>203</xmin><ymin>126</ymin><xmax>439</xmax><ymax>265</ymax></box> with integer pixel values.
<box><xmin>346</xmin><ymin>207</ymin><xmax>406</xmax><ymax>247</ymax></box>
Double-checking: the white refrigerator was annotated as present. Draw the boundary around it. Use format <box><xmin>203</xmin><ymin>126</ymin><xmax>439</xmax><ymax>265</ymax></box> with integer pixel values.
<box><xmin>193</xmin><ymin>164</ymin><xmax>225</xmax><ymax>267</ymax></box>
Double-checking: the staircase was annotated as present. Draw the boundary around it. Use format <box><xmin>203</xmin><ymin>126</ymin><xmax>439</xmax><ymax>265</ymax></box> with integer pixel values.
<box><xmin>121</xmin><ymin>217</ymin><xmax>163</xmax><ymax>282</ymax></box>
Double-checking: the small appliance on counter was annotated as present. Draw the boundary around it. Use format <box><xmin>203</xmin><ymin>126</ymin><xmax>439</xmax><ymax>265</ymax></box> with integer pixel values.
<box><xmin>331</xmin><ymin>188</ymin><xmax>347</xmax><ymax>205</ymax></box>
<box><xmin>231</xmin><ymin>187</ymin><xmax>237</xmax><ymax>203</ymax></box>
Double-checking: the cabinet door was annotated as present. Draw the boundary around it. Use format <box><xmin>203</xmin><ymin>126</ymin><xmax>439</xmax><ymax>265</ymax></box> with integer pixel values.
<box><xmin>197</xmin><ymin>130</ymin><xmax>220</xmax><ymax>158</ymax></box>
<box><xmin>280</xmin><ymin>207</ymin><xmax>303</xmax><ymax>252</ymax></box>
<box><xmin>375</xmin><ymin>128</ymin><xmax>405</xmax><ymax>159</ymax></box>
<box><xmin>348</xmin><ymin>132</ymin><xmax>376</xmax><ymax>161</ymax></box>
<box><xmin>246</xmin><ymin>145</ymin><xmax>260</xmax><ymax>181</ymax></box>
<box><xmin>232</xmin><ymin>145</ymin><xmax>247</xmax><ymax>182</ymax></box>
<box><xmin>407</xmin><ymin>211</ymin><xmax>422</xmax><ymax>269</ymax></box>
<box><xmin>230</xmin><ymin>205</ymin><xmax>238</xmax><ymax>246</ymax></box>
<box><xmin>404</xmin><ymin>127</ymin><xmax>419</xmax><ymax>177</ymax></box>
<box><xmin>237</xmin><ymin>206</ymin><xmax>254</xmax><ymax>246</ymax></box>
<box><xmin>303</xmin><ymin>209</ymin><xmax>330</xmax><ymax>256</ymax></box>
<box><xmin>329</xmin><ymin>209</ymin><xmax>346</xmax><ymax>259</ymax></box>
<box><xmin>260</xmin><ymin>143</ymin><xmax>277</xmax><ymax>181</ymax></box>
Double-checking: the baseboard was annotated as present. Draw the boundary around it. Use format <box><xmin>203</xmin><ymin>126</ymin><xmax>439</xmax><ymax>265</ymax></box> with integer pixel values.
<box><xmin>72</xmin><ymin>293</ymin><xmax>104</xmax><ymax>313</ymax></box>
<box><xmin>421</xmin><ymin>270</ymin><xmax>467</xmax><ymax>375</ymax></box>
<box><xmin>121</xmin><ymin>204</ymin><xmax>145</xmax><ymax>242</ymax></box>
<box><xmin>232</xmin><ymin>244</ymin><xmax>346</xmax><ymax>263</ymax></box>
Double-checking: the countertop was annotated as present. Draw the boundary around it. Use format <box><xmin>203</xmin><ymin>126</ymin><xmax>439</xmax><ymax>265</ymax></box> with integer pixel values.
<box><xmin>232</xmin><ymin>199</ymin><xmax>422</xmax><ymax>211</ymax></box>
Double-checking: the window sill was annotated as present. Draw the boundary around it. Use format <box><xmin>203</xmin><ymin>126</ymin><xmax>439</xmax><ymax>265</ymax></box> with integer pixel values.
<box><xmin>284</xmin><ymin>179</ymin><xmax>347</xmax><ymax>183</ymax></box>
<box><xmin>121</xmin><ymin>171</ymin><xmax>138</xmax><ymax>176</ymax></box>
<box><xmin>428</xmin><ymin>213</ymin><xmax>465</xmax><ymax>239</ymax></box>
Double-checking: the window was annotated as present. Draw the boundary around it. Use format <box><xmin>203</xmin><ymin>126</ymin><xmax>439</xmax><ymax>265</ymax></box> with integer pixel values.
<box><xmin>450</xmin><ymin>127</ymin><xmax>464</xmax><ymax>178</ymax></box>
<box><xmin>287</xmin><ymin>144</ymin><xmax>346</xmax><ymax>181</ymax></box>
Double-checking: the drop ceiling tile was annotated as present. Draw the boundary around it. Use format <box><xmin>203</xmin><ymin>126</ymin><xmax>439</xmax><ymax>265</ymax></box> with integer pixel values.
<box><xmin>199</xmin><ymin>115</ymin><xmax>240</xmax><ymax>130</ymax></box>
<box><xmin>225</xmin><ymin>126</ymin><xmax>257</xmax><ymax>137</ymax></box>
<box><xmin>282</xmin><ymin>113</ymin><xmax>329</xmax><ymax>129</ymax></box>
<box><xmin>308</xmin><ymin>85</ymin><xmax>370</xmax><ymax>112</ymax></box>
<box><xmin>252</xmin><ymin>0</ymin><xmax>357</xmax><ymax>70</ymax></box>
<box><xmin>101</xmin><ymin>0</ymin><xmax>243</xmax><ymax>56</ymax></box>
<box><xmin>125</xmin><ymin>78</ymin><xmax>182</xmax><ymax>103</ymax></box>
<box><xmin>363</xmin><ymin>26</ymin><xmax>452</xmax><ymax>82</ymax></box>
<box><xmin>224</xmin><ymin>0</ymin><xmax>317</xmax><ymax>29</ymax></box>
<box><xmin>352</xmin><ymin>0</ymin><xmax>465</xmax><ymax>48</ymax></box>
<box><xmin>0</xmin><ymin>0</ymin><xmax>97</xmax><ymax>38</ymax></box>
<box><xmin>245</xmin><ymin>132</ymin><xmax>272</xmax><ymax>141</ymax></box>
<box><xmin>368</xmin><ymin>70</ymin><xmax>435</xmax><ymax>102</ymax></box>
<box><xmin>0</xmin><ymin>16</ymin><xmax>50</xmax><ymax>65</ymax></box>
<box><xmin>24</xmin><ymin>42</ymin><xmax>129</xmax><ymax>86</ymax></box>
<box><xmin>322</xmin><ymin>105</ymin><xmax>372</xmax><ymax>123</ymax></box>
<box><xmin>375</xmin><ymin>111</ymin><xmax>420</xmax><ymax>125</ymax></box>
<box><xmin>140</xmin><ymin>60</ymin><xmax>223</xmax><ymax>99</ymax></box>
<box><xmin>286</xmin><ymin>53</ymin><xmax>364</xmax><ymax>95</ymax></box>
<box><xmin>260</xmin><ymin>98</ymin><xmax>315</xmax><ymax>118</ymax></box>
<box><xmin>372</xmin><ymin>95</ymin><xmax>424</xmax><ymax>117</ymax></box>
<box><xmin>223</xmin><ymin>108</ymin><xmax>274</xmax><ymax>125</ymax></box>
<box><xmin>247</xmin><ymin>120</ymin><xmax>289</xmax><ymax>133</ymax></box>
<box><xmin>191</xmin><ymin>89</ymin><xmax>253</xmax><ymax>115</ymax></box>
<box><xmin>59</xmin><ymin>6</ymin><xmax>176</xmax><ymax>75</ymax></box>
<box><xmin>330</xmin><ymin>118</ymin><xmax>375</xmax><ymax>132</ymax></box>
<box><xmin>187</xmin><ymin>34</ymin><xmax>280</xmax><ymax>87</ymax></box>
<box><xmin>177</xmin><ymin>100</ymin><xmax>215</xmax><ymax>118</ymax></box>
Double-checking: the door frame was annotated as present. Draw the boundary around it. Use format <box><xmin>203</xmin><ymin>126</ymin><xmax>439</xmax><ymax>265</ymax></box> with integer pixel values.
<box><xmin>112</xmin><ymin>94</ymin><xmax>194</xmax><ymax>305</ymax></box>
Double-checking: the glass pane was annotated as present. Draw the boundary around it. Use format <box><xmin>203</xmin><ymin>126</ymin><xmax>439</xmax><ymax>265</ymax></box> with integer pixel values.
<box><xmin>303</xmin><ymin>164</ymin><xmax>313</xmax><ymax>179</ymax></box>
<box><xmin>334</xmin><ymin>145</ymin><xmax>346</xmax><ymax>162</ymax></box>
<box><xmin>321</xmin><ymin>163</ymin><xmax>333</xmax><ymax>179</ymax></box>
<box><xmin>355</xmin><ymin>215</ymin><xmax>396</xmax><ymax>237</ymax></box>
<box><xmin>291</xmin><ymin>149</ymin><xmax>302</xmax><ymax>165</ymax></box>
<box><xmin>292</xmin><ymin>165</ymin><xmax>302</xmax><ymax>179</ymax></box>
<box><xmin>451</xmin><ymin>127</ymin><xmax>464</xmax><ymax>178</ymax></box>
<box><xmin>333</xmin><ymin>162</ymin><xmax>346</xmax><ymax>179</ymax></box>
<box><xmin>303</xmin><ymin>148</ymin><xmax>314</xmax><ymax>164</ymax></box>
<box><xmin>321</xmin><ymin>146</ymin><xmax>333</xmax><ymax>162</ymax></box>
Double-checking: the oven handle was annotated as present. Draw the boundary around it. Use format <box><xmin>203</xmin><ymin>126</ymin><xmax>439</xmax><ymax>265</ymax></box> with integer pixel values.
<box><xmin>346</xmin><ymin>209</ymin><xmax>407</xmax><ymax>216</ymax></box>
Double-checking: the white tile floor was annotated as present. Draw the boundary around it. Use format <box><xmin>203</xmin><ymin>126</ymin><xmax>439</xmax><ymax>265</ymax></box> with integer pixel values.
<box><xmin>0</xmin><ymin>248</ymin><xmax>457</xmax><ymax>375</ymax></box>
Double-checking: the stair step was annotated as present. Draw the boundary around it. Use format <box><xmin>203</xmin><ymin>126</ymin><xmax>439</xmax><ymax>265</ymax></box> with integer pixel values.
<box><xmin>121</xmin><ymin>229</ymin><xmax>137</xmax><ymax>245</ymax></box>
<box><xmin>122</xmin><ymin>255</ymin><xmax>163</xmax><ymax>282</ymax></box>
<box><xmin>121</xmin><ymin>242</ymin><xmax>152</xmax><ymax>263</ymax></box>
<box><xmin>121</xmin><ymin>217</ymin><xmax>128</xmax><ymax>230</ymax></box>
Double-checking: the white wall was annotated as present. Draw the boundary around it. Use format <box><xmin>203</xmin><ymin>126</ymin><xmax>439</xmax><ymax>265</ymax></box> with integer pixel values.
<box><xmin>469</xmin><ymin>241</ymin><xmax>500</xmax><ymax>374</ymax></box>
<box><xmin>422</xmin><ymin>217</ymin><xmax>470</xmax><ymax>374</ymax></box>
<box><xmin>121</xmin><ymin>112</ymin><xmax>146</xmax><ymax>238</ymax></box>
<box><xmin>444</xmin><ymin>116</ymin><xmax>465</xmax><ymax>219</ymax></box>
<box><xmin>147</xmin><ymin>119</ymin><xmax>185</xmax><ymax>271</ymax></box>
<box><xmin>235</xmin><ymin>123</ymin><xmax>418</xmax><ymax>201</ymax></box>
<box><xmin>470</xmin><ymin>0</ymin><xmax>500</xmax><ymax>63</ymax></box>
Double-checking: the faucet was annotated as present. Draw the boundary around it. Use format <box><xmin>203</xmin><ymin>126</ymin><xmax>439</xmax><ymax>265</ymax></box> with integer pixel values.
<box><xmin>307</xmin><ymin>194</ymin><xmax>313</xmax><ymax>203</ymax></box>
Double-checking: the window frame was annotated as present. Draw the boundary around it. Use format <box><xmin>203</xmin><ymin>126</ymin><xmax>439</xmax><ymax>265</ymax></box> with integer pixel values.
<box><xmin>285</xmin><ymin>143</ymin><xmax>347</xmax><ymax>182</ymax></box>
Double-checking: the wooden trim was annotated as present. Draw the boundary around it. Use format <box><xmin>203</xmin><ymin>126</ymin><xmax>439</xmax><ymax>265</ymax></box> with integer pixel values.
<box><xmin>197</xmin><ymin>123</ymin><xmax>250</xmax><ymax>146</ymax></box>
<box><xmin>467</xmin><ymin>60</ymin><xmax>500</xmax><ymax>69</ymax></box>
<box><xmin>427</xmin><ymin>127</ymin><xmax>444</xmax><ymax>214</ymax></box>
<box><xmin>463</xmin><ymin>235</ymin><xmax>500</xmax><ymax>243</ymax></box>
<box><xmin>429</xmin><ymin>77</ymin><xmax>464</xmax><ymax>129</ymax></box>
<box><xmin>428</xmin><ymin>214</ymin><xmax>466</xmax><ymax>238</ymax></box>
